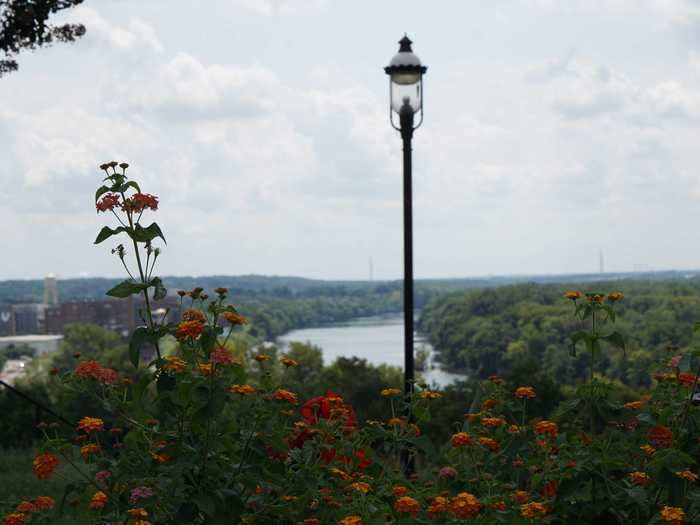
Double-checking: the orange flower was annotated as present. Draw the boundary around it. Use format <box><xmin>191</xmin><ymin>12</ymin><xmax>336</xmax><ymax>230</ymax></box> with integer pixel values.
<box><xmin>387</xmin><ymin>417</ymin><xmax>404</xmax><ymax>427</ymax></box>
<box><xmin>32</xmin><ymin>497</ymin><xmax>55</xmax><ymax>510</ymax></box>
<box><xmin>482</xmin><ymin>399</ymin><xmax>498</xmax><ymax>410</ymax></box>
<box><xmin>182</xmin><ymin>308</ymin><xmax>206</xmax><ymax>323</ymax></box>
<box><xmin>585</xmin><ymin>293</ymin><xmax>605</xmax><ymax>303</ymax></box>
<box><xmin>507</xmin><ymin>424</ymin><xmax>521</xmax><ymax>434</ymax></box>
<box><xmin>488</xmin><ymin>374</ymin><xmax>505</xmax><ymax>384</ymax></box>
<box><xmin>395</xmin><ymin>496</ymin><xmax>420</xmax><ymax>514</ymax></box>
<box><xmin>80</xmin><ymin>443</ymin><xmax>100</xmax><ymax>459</ymax></box>
<box><xmin>521</xmin><ymin>501</ymin><xmax>547</xmax><ymax>519</ymax></box>
<box><xmin>676</xmin><ymin>470</ymin><xmax>699</xmax><ymax>482</ymax></box>
<box><xmin>563</xmin><ymin>291</ymin><xmax>582</xmax><ymax>300</ymax></box>
<box><xmin>281</xmin><ymin>495</ymin><xmax>297</xmax><ymax>502</ymax></box>
<box><xmin>223</xmin><ymin>311</ymin><xmax>248</xmax><ymax>325</ymax></box>
<box><xmin>280</xmin><ymin>356</ymin><xmax>298</xmax><ymax>367</ymax></box>
<box><xmin>381</xmin><ymin>388</ymin><xmax>402</xmax><ymax>397</ymax></box>
<box><xmin>89</xmin><ymin>491</ymin><xmax>108</xmax><ymax>511</ymax></box>
<box><xmin>534</xmin><ymin>420</ymin><xmax>558</xmax><ymax>439</ymax></box>
<box><xmin>350</xmin><ymin>482</ymin><xmax>370</xmax><ymax>493</ymax></box>
<box><xmin>273</xmin><ymin>388</ymin><xmax>298</xmax><ymax>404</ymax></box>
<box><xmin>660</xmin><ymin>506</ymin><xmax>685</xmax><ymax>524</ymax></box>
<box><xmin>515</xmin><ymin>386</ymin><xmax>536</xmax><ymax>399</ymax></box>
<box><xmin>78</xmin><ymin>417</ymin><xmax>104</xmax><ymax>434</ymax></box>
<box><xmin>3</xmin><ymin>513</ymin><xmax>26</xmax><ymax>525</ymax></box>
<box><xmin>478</xmin><ymin>436</ymin><xmax>499</xmax><ymax>451</ymax></box>
<box><xmin>427</xmin><ymin>496</ymin><xmax>449</xmax><ymax>515</ymax></box>
<box><xmin>339</xmin><ymin>516</ymin><xmax>362</xmax><ymax>525</ymax></box>
<box><xmin>419</xmin><ymin>390</ymin><xmax>442</xmax><ymax>400</ymax></box>
<box><xmin>640</xmin><ymin>444</ymin><xmax>656</xmax><ymax>456</ymax></box>
<box><xmin>128</xmin><ymin>508</ymin><xmax>148</xmax><ymax>517</ymax></box>
<box><xmin>163</xmin><ymin>356</ymin><xmax>187</xmax><ymax>372</ymax></box>
<box><xmin>230</xmin><ymin>384</ymin><xmax>256</xmax><ymax>395</ymax></box>
<box><xmin>481</xmin><ymin>417</ymin><xmax>506</xmax><ymax>428</ymax></box>
<box><xmin>254</xmin><ymin>353</ymin><xmax>271</xmax><ymax>362</ymax></box>
<box><xmin>451</xmin><ymin>432</ymin><xmax>471</xmax><ymax>448</ymax></box>
<box><xmin>512</xmin><ymin>491</ymin><xmax>529</xmax><ymax>503</ymax></box>
<box><xmin>491</xmin><ymin>501</ymin><xmax>507</xmax><ymax>511</ymax></box>
<box><xmin>542</xmin><ymin>480</ymin><xmax>559</xmax><ymax>497</ymax></box>
<box><xmin>629</xmin><ymin>472</ymin><xmax>651</xmax><ymax>486</ymax></box>
<box><xmin>607</xmin><ymin>292</ymin><xmax>624</xmax><ymax>302</ymax></box>
<box><xmin>449</xmin><ymin>492</ymin><xmax>480</xmax><ymax>518</ymax></box>
<box><xmin>176</xmin><ymin>320</ymin><xmax>204</xmax><ymax>340</ymax></box>
<box><xmin>32</xmin><ymin>453</ymin><xmax>59</xmax><ymax>480</ymax></box>
<box><xmin>624</xmin><ymin>401</ymin><xmax>642</xmax><ymax>410</ymax></box>
<box><xmin>392</xmin><ymin>486</ymin><xmax>409</xmax><ymax>498</ymax></box>
<box><xmin>197</xmin><ymin>363</ymin><xmax>212</xmax><ymax>376</ymax></box>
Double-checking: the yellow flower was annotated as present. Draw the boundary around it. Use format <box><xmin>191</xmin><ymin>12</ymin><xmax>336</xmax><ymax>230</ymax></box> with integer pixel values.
<box><xmin>350</xmin><ymin>482</ymin><xmax>370</xmax><ymax>493</ymax></box>
<box><xmin>197</xmin><ymin>363</ymin><xmax>212</xmax><ymax>376</ymax></box>
<box><xmin>381</xmin><ymin>388</ymin><xmax>402</xmax><ymax>397</ymax></box>
<box><xmin>128</xmin><ymin>508</ymin><xmax>148</xmax><ymax>517</ymax></box>
<box><xmin>254</xmin><ymin>353</ymin><xmax>271</xmax><ymax>362</ymax></box>
<box><xmin>521</xmin><ymin>501</ymin><xmax>547</xmax><ymax>519</ymax></box>
<box><xmin>163</xmin><ymin>356</ymin><xmax>187</xmax><ymax>372</ymax></box>
<box><xmin>640</xmin><ymin>444</ymin><xmax>656</xmax><ymax>456</ymax></box>
<box><xmin>629</xmin><ymin>471</ymin><xmax>651</xmax><ymax>486</ymax></box>
<box><xmin>607</xmin><ymin>292</ymin><xmax>624</xmax><ymax>302</ymax></box>
<box><xmin>339</xmin><ymin>516</ymin><xmax>362</xmax><ymax>525</ymax></box>
<box><xmin>563</xmin><ymin>291</ymin><xmax>582</xmax><ymax>300</ymax></box>
<box><xmin>660</xmin><ymin>506</ymin><xmax>685</xmax><ymax>524</ymax></box>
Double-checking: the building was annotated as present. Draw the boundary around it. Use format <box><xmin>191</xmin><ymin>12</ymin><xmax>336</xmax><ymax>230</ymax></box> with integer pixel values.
<box><xmin>0</xmin><ymin>305</ymin><xmax>13</xmax><ymax>336</ymax></box>
<box><xmin>43</xmin><ymin>273</ymin><xmax>59</xmax><ymax>305</ymax></box>
<box><xmin>11</xmin><ymin>304</ymin><xmax>47</xmax><ymax>334</ymax></box>
<box><xmin>0</xmin><ymin>334</ymin><xmax>63</xmax><ymax>355</ymax></box>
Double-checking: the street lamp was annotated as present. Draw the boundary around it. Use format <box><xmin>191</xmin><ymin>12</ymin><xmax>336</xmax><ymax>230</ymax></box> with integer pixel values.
<box><xmin>385</xmin><ymin>35</ymin><xmax>426</xmax><ymax>398</ymax></box>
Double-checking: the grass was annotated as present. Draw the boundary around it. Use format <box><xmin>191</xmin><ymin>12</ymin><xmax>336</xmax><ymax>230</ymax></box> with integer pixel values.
<box><xmin>0</xmin><ymin>448</ymin><xmax>90</xmax><ymax>523</ymax></box>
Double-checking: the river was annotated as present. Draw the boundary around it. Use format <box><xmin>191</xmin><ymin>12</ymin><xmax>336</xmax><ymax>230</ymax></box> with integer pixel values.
<box><xmin>276</xmin><ymin>313</ymin><xmax>467</xmax><ymax>388</ymax></box>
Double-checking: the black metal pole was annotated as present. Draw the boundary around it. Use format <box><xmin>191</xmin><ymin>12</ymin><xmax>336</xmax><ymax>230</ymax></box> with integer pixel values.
<box><xmin>400</xmin><ymin>103</ymin><xmax>415</xmax><ymax>477</ymax></box>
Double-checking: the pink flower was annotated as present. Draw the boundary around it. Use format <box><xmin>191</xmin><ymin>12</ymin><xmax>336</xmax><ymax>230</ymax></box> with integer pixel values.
<box><xmin>439</xmin><ymin>466</ymin><xmax>458</xmax><ymax>478</ymax></box>
<box><xmin>95</xmin><ymin>470</ymin><xmax>111</xmax><ymax>483</ymax></box>
<box><xmin>129</xmin><ymin>486</ymin><xmax>154</xmax><ymax>504</ymax></box>
<box><xmin>669</xmin><ymin>355</ymin><xmax>682</xmax><ymax>368</ymax></box>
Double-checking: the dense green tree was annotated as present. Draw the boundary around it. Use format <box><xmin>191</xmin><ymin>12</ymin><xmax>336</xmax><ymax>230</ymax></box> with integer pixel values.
<box><xmin>1</xmin><ymin>0</ymin><xmax>85</xmax><ymax>76</ymax></box>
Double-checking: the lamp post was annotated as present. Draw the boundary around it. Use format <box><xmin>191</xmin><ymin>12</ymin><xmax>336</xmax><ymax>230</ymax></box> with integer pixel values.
<box><xmin>385</xmin><ymin>36</ymin><xmax>427</xmax><ymax>398</ymax></box>
<box><xmin>385</xmin><ymin>35</ymin><xmax>426</xmax><ymax>476</ymax></box>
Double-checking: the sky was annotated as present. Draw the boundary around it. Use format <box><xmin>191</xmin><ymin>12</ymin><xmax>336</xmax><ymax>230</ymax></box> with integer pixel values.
<box><xmin>3</xmin><ymin>0</ymin><xmax>700</xmax><ymax>281</ymax></box>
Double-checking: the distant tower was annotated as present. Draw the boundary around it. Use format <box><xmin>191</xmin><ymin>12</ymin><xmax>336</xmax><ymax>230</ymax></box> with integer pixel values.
<box><xmin>599</xmin><ymin>249</ymin><xmax>605</xmax><ymax>274</ymax></box>
<box><xmin>369</xmin><ymin>257</ymin><xmax>374</xmax><ymax>282</ymax></box>
<box><xmin>43</xmin><ymin>273</ymin><xmax>58</xmax><ymax>305</ymax></box>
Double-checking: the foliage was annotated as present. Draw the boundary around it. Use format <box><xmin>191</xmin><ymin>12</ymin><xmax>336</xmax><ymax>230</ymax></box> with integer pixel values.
<box><xmin>418</xmin><ymin>281</ymin><xmax>700</xmax><ymax>387</ymax></box>
<box><xmin>0</xmin><ymin>0</ymin><xmax>85</xmax><ymax>76</ymax></box>
<box><xmin>4</xmin><ymin>163</ymin><xmax>700</xmax><ymax>524</ymax></box>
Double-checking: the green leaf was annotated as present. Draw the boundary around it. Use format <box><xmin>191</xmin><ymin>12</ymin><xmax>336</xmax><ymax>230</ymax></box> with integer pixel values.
<box><xmin>150</xmin><ymin>277</ymin><xmax>167</xmax><ymax>300</ymax></box>
<box><xmin>106</xmin><ymin>279</ymin><xmax>147</xmax><ymax>298</ymax></box>
<box><xmin>94</xmin><ymin>225</ymin><xmax>127</xmax><ymax>244</ymax></box>
<box><xmin>95</xmin><ymin>185</ymin><xmax>110</xmax><ymax>203</ymax></box>
<box><xmin>200</xmin><ymin>326</ymin><xmax>219</xmax><ymax>355</ymax></box>
<box><xmin>129</xmin><ymin>326</ymin><xmax>157</xmax><ymax>367</ymax></box>
<box><xmin>130</xmin><ymin>222</ymin><xmax>167</xmax><ymax>244</ymax></box>
<box><xmin>601</xmin><ymin>331</ymin><xmax>626</xmax><ymax>353</ymax></box>
<box><xmin>115</xmin><ymin>180</ymin><xmax>141</xmax><ymax>194</ymax></box>
<box><xmin>570</xmin><ymin>331</ymin><xmax>589</xmax><ymax>356</ymax></box>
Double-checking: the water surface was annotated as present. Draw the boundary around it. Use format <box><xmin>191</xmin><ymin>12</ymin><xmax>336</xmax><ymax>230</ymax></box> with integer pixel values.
<box><xmin>277</xmin><ymin>313</ymin><xmax>467</xmax><ymax>388</ymax></box>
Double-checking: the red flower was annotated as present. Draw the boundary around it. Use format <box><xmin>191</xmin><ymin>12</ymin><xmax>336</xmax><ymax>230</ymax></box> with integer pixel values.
<box><xmin>96</xmin><ymin>194</ymin><xmax>120</xmax><ymax>213</ymax></box>
<box><xmin>300</xmin><ymin>392</ymin><xmax>357</xmax><ymax>429</ymax></box>
<box><xmin>122</xmin><ymin>193</ymin><xmax>158</xmax><ymax>213</ymax></box>
<box><xmin>677</xmin><ymin>373</ymin><xmax>698</xmax><ymax>387</ymax></box>
<box><xmin>542</xmin><ymin>480</ymin><xmax>559</xmax><ymax>497</ymax></box>
<box><xmin>648</xmin><ymin>426</ymin><xmax>673</xmax><ymax>449</ymax></box>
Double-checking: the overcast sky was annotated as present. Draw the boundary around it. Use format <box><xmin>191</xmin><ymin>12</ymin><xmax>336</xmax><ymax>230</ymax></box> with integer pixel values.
<box><xmin>3</xmin><ymin>0</ymin><xmax>700</xmax><ymax>281</ymax></box>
